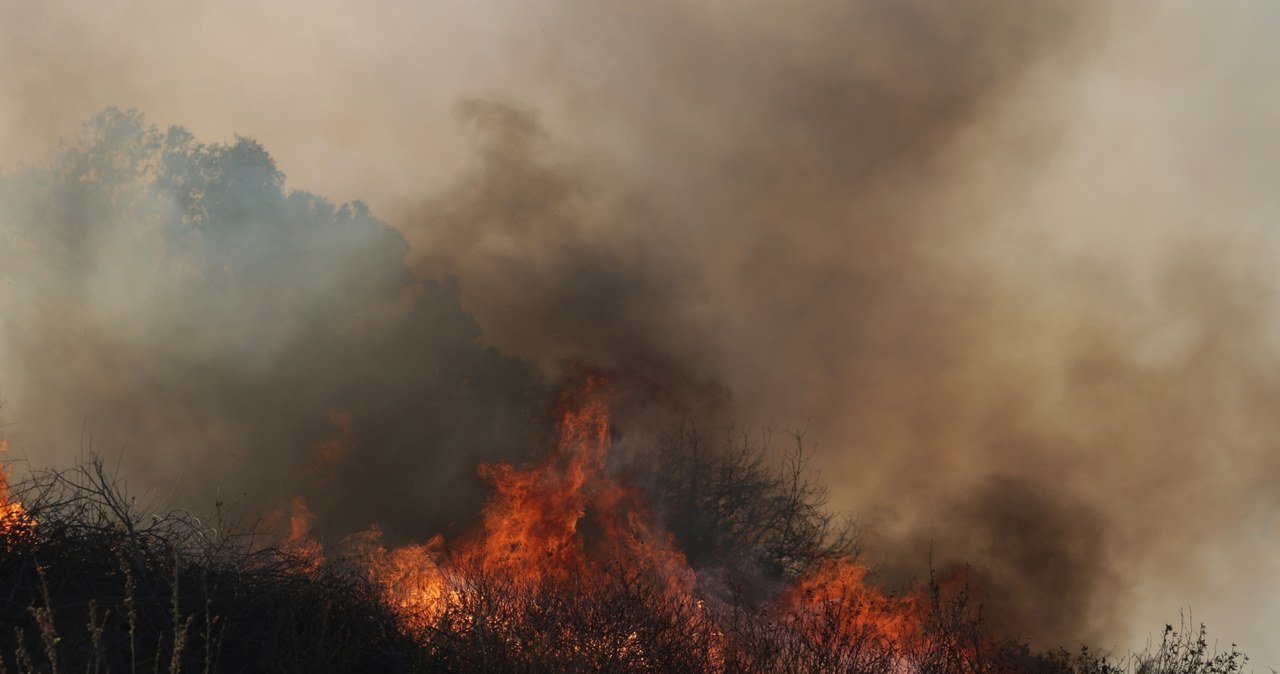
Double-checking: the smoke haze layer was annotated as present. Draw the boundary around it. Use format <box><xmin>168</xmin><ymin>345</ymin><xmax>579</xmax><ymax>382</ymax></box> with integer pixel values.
<box><xmin>0</xmin><ymin>109</ymin><xmax>550</xmax><ymax>541</ymax></box>
<box><xmin>3</xmin><ymin>0</ymin><xmax>1280</xmax><ymax>662</ymax></box>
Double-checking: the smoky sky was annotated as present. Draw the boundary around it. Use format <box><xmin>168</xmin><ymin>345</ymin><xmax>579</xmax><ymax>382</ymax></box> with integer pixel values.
<box><xmin>4</xmin><ymin>0</ymin><xmax>1280</xmax><ymax>662</ymax></box>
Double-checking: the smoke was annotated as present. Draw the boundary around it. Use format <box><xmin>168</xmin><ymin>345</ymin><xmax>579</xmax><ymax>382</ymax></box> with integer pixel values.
<box><xmin>4</xmin><ymin>0</ymin><xmax>1280</xmax><ymax>661</ymax></box>
<box><xmin>399</xmin><ymin>0</ymin><xmax>1118</xmax><ymax>645</ymax></box>
<box><xmin>0</xmin><ymin>109</ymin><xmax>549</xmax><ymax>541</ymax></box>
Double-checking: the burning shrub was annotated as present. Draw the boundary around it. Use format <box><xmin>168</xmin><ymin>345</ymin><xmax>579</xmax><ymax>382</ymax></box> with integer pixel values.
<box><xmin>0</xmin><ymin>376</ymin><xmax>1255</xmax><ymax>673</ymax></box>
<box><xmin>413</xmin><ymin>563</ymin><xmax>719</xmax><ymax>673</ymax></box>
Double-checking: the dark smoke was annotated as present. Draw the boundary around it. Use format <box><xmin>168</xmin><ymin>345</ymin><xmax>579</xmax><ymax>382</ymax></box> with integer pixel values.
<box><xmin>393</xmin><ymin>0</ymin><xmax>1280</xmax><ymax>652</ymax></box>
<box><xmin>399</xmin><ymin>0</ymin><xmax>1120</xmax><ymax>647</ymax></box>
<box><xmin>883</xmin><ymin>475</ymin><xmax>1118</xmax><ymax>647</ymax></box>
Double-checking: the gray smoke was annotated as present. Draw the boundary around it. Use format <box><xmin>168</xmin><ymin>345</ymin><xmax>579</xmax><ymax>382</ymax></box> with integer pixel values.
<box><xmin>0</xmin><ymin>109</ymin><xmax>549</xmax><ymax>541</ymax></box>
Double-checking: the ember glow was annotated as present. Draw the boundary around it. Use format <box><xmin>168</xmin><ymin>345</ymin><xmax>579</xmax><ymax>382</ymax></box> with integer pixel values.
<box><xmin>0</xmin><ymin>440</ymin><xmax>33</xmax><ymax>542</ymax></box>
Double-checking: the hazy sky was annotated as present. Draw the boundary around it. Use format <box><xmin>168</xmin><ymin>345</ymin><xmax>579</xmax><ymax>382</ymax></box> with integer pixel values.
<box><xmin>2</xmin><ymin>0</ymin><xmax>1279</xmax><ymax>663</ymax></box>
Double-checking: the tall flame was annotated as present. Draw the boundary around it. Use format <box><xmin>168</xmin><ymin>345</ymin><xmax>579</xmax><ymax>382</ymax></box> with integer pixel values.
<box><xmin>356</xmin><ymin>375</ymin><xmax>697</xmax><ymax>628</ymax></box>
<box><xmin>0</xmin><ymin>384</ymin><xmax>975</xmax><ymax>670</ymax></box>
<box><xmin>352</xmin><ymin>374</ymin><xmax>955</xmax><ymax>668</ymax></box>
<box><xmin>461</xmin><ymin>375</ymin><xmax>692</xmax><ymax>589</ymax></box>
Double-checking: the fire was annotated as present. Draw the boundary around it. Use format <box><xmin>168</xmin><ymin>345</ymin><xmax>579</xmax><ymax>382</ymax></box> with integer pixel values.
<box><xmin>0</xmin><ymin>438</ymin><xmax>35</xmax><ymax>542</ymax></box>
<box><xmin>459</xmin><ymin>376</ymin><xmax>693</xmax><ymax>593</ymax></box>
<box><xmin>288</xmin><ymin>373</ymin><xmax>967</xmax><ymax>670</ymax></box>
<box><xmin>353</xmin><ymin>530</ymin><xmax>448</xmax><ymax>624</ymax></box>
<box><xmin>780</xmin><ymin>558</ymin><xmax>925</xmax><ymax>646</ymax></box>
<box><xmin>284</xmin><ymin>494</ymin><xmax>325</xmax><ymax>570</ymax></box>
<box><xmin>0</xmin><ymin>382</ymin><xmax>981</xmax><ymax>670</ymax></box>
<box><xmin>349</xmin><ymin>375</ymin><xmax>697</xmax><ymax>633</ymax></box>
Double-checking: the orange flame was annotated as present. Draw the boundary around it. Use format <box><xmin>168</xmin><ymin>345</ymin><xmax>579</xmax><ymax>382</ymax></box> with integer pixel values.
<box><xmin>781</xmin><ymin>558</ymin><xmax>925</xmax><ymax>645</ymax></box>
<box><xmin>284</xmin><ymin>495</ymin><xmax>325</xmax><ymax>570</ymax></box>
<box><xmin>347</xmin><ymin>374</ymin><xmax>965</xmax><ymax>667</ymax></box>
<box><xmin>352</xmin><ymin>529</ymin><xmax>448</xmax><ymax>624</ymax></box>
<box><xmin>0</xmin><ymin>438</ymin><xmax>35</xmax><ymax>542</ymax></box>
<box><xmin>458</xmin><ymin>376</ymin><xmax>693</xmax><ymax>593</ymax></box>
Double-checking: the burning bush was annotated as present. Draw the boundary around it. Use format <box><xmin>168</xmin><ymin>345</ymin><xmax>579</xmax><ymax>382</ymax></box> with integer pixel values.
<box><xmin>0</xmin><ymin>379</ymin><xmax>1253</xmax><ymax>673</ymax></box>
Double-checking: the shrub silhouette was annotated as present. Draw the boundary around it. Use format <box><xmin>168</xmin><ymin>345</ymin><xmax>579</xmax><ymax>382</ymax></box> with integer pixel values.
<box><xmin>0</xmin><ymin>457</ymin><xmax>428</xmax><ymax>673</ymax></box>
<box><xmin>0</xmin><ymin>456</ymin><xmax>1252</xmax><ymax>674</ymax></box>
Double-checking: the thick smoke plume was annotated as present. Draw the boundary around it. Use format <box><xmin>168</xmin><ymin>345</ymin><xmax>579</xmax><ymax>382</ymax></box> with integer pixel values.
<box><xmin>3</xmin><ymin>0</ymin><xmax>1280</xmax><ymax>663</ymax></box>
